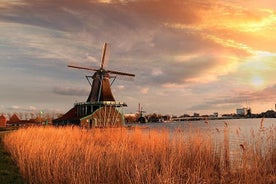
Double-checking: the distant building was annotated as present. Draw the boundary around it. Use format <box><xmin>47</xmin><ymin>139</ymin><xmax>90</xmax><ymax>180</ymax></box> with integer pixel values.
<box><xmin>7</xmin><ymin>113</ymin><xmax>21</xmax><ymax>125</ymax></box>
<box><xmin>0</xmin><ymin>114</ymin><xmax>7</xmax><ymax>127</ymax></box>
<box><xmin>7</xmin><ymin>113</ymin><xmax>39</xmax><ymax>126</ymax></box>
<box><xmin>179</xmin><ymin>114</ymin><xmax>190</xmax><ymax>118</ymax></box>
<box><xmin>124</xmin><ymin>114</ymin><xmax>137</xmax><ymax>123</ymax></box>
<box><xmin>236</xmin><ymin>108</ymin><xmax>248</xmax><ymax>116</ymax></box>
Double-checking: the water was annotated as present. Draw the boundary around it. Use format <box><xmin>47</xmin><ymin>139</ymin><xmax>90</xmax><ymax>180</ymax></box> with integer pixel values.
<box><xmin>131</xmin><ymin>118</ymin><xmax>276</xmax><ymax>165</ymax></box>
<box><xmin>134</xmin><ymin>118</ymin><xmax>276</xmax><ymax>145</ymax></box>
<box><xmin>133</xmin><ymin>118</ymin><xmax>276</xmax><ymax>137</ymax></box>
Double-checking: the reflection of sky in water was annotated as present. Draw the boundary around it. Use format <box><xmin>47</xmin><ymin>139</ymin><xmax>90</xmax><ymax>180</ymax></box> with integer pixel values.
<box><xmin>133</xmin><ymin>118</ymin><xmax>276</xmax><ymax>167</ymax></box>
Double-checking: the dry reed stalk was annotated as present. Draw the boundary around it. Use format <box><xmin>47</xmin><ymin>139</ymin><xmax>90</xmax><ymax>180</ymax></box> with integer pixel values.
<box><xmin>233</xmin><ymin>126</ymin><xmax>276</xmax><ymax>184</ymax></box>
<box><xmin>2</xmin><ymin>125</ymin><xmax>276</xmax><ymax>184</ymax></box>
<box><xmin>260</xmin><ymin>117</ymin><xmax>264</xmax><ymax>130</ymax></box>
<box><xmin>223</xmin><ymin>124</ymin><xmax>230</xmax><ymax>172</ymax></box>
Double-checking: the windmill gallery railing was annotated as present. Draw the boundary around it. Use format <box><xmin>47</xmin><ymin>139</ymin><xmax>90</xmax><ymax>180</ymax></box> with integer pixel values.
<box><xmin>74</xmin><ymin>101</ymin><xmax>127</xmax><ymax>107</ymax></box>
<box><xmin>74</xmin><ymin>101</ymin><xmax>127</xmax><ymax>117</ymax></box>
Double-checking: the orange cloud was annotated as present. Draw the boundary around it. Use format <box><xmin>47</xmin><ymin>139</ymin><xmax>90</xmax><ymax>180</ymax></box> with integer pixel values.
<box><xmin>140</xmin><ymin>87</ymin><xmax>149</xmax><ymax>94</ymax></box>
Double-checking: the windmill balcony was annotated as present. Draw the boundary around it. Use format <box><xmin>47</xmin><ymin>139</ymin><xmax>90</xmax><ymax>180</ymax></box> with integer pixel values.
<box><xmin>74</xmin><ymin>101</ymin><xmax>127</xmax><ymax>117</ymax></box>
<box><xmin>74</xmin><ymin>101</ymin><xmax>127</xmax><ymax>107</ymax></box>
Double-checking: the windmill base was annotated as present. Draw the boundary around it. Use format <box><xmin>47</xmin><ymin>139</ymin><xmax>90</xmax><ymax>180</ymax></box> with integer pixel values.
<box><xmin>53</xmin><ymin>101</ymin><xmax>126</xmax><ymax>128</ymax></box>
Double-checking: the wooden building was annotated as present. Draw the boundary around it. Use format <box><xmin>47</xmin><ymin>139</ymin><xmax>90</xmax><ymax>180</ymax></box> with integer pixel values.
<box><xmin>7</xmin><ymin>113</ymin><xmax>40</xmax><ymax>126</ymax></box>
<box><xmin>7</xmin><ymin>113</ymin><xmax>21</xmax><ymax>126</ymax></box>
<box><xmin>0</xmin><ymin>114</ymin><xmax>7</xmax><ymax>127</ymax></box>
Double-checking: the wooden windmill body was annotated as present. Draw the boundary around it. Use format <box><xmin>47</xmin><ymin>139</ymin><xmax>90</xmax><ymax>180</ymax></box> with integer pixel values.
<box><xmin>53</xmin><ymin>43</ymin><xmax>135</xmax><ymax>128</ymax></box>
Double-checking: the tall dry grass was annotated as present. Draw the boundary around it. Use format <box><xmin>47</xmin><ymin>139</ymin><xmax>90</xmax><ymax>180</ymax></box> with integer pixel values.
<box><xmin>3</xmin><ymin>125</ymin><xmax>276</xmax><ymax>184</ymax></box>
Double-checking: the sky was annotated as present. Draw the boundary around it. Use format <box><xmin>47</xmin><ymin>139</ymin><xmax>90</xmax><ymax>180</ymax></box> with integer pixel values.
<box><xmin>1</xmin><ymin>0</ymin><xmax>276</xmax><ymax>116</ymax></box>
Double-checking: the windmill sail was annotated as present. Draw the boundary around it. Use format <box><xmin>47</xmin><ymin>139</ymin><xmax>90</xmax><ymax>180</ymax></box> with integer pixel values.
<box><xmin>68</xmin><ymin>65</ymin><xmax>98</xmax><ymax>72</ymax></box>
<box><xmin>100</xmin><ymin>43</ymin><xmax>109</xmax><ymax>69</ymax></box>
<box><xmin>107</xmin><ymin>69</ymin><xmax>135</xmax><ymax>77</ymax></box>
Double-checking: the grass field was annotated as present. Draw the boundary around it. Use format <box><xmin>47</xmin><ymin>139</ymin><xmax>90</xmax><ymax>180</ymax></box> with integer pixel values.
<box><xmin>2</xmin><ymin>125</ymin><xmax>276</xmax><ymax>184</ymax></box>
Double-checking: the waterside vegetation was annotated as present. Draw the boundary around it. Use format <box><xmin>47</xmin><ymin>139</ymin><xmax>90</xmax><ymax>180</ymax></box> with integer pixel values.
<box><xmin>2</xmin><ymin>125</ymin><xmax>276</xmax><ymax>184</ymax></box>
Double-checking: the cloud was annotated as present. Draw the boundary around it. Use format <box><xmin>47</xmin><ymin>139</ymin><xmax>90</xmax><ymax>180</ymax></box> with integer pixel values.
<box><xmin>28</xmin><ymin>106</ymin><xmax>37</xmax><ymax>111</ymax></box>
<box><xmin>140</xmin><ymin>87</ymin><xmax>149</xmax><ymax>94</ymax></box>
<box><xmin>187</xmin><ymin>84</ymin><xmax>276</xmax><ymax>112</ymax></box>
<box><xmin>151</xmin><ymin>68</ymin><xmax>163</xmax><ymax>76</ymax></box>
<box><xmin>117</xmin><ymin>85</ymin><xmax>125</xmax><ymax>90</ymax></box>
<box><xmin>53</xmin><ymin>86</ymin><xmax>90</xmax><ymax>96</ymax></box>
<box><xmin>1</xmin><ymin>0</ymin><xmax>276</xmax><ymax>115</ymax></box>
<box><xmin>9</xmin><ymin>105</ymin><xmax>20</xmax><ymax>110</ymax></box>
<box><xmin>6</xmin><ymin>105</ymin><xmax>37</xmax><ymax>112</ymax></box>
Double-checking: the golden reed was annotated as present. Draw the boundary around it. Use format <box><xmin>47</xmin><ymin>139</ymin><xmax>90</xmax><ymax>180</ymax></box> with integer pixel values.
<box><xmin>3</xmin><ymin>125</ymin><xmax>276</xmax><ymax>184</ymax></box>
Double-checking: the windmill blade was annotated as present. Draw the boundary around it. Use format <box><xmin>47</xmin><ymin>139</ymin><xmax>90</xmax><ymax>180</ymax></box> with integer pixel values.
<box><xmin>104</xmin><ymin>43</ymin><xmax>110</xmax><ymax>68</ymax></box>
<box><xmin>107</xmin><ymin>69</ymin><xmax>135</xmax><ymax>77</ymax></box>
<box><xmin>100</xmin><ymin>43</ymin><xmax>110</xmax><ymax>69</ymax></box>
<box><xmin>110</xmin><ymin>74</ymin><xmax>135</xmax><ymax>81</ymax></box>
<box><xmin>68</xmin><ymin>65</ymin><xmax>98</xmax><ymax>72</ymax></box>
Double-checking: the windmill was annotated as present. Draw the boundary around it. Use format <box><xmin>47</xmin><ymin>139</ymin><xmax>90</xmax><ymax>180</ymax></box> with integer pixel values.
<box><xmin>68</xmin><ymin>43</ymin><xmax>135</xmax><ymax>103</ymax></box>
<box><xmin>53</xmin><ymin>43</ymin><xmax>135</xmax><ymax>128</ymax></box>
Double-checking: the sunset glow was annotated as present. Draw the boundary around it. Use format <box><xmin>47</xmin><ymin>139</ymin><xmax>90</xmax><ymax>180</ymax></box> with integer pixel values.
<box><xmin>250</xmin><ymin>76</ymin><xmax>265</xmax><ymax>88</ymax></box>
<box><xmin>1</xmin><ymin>0</ymin><xmax>276</xmax><ymax>115</ymax></box>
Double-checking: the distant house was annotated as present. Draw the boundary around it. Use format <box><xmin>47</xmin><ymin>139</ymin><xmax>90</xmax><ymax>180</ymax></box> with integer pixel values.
<box><xmin>7</xmin><ymin>113</ymin><xmax>21</xmax><ymax>126</ymax></box>
<box><xmin>0</xmin><ymin>114</ymin><xmax>7</xmax><ymax>127</ymax></box>
<box><xmin>236</xmin><ymin>108</ymin><xmax>249</xmax><ymax>116</ymax></box>
<box><xmin>7</xmin><ymin>113</ymin><xmax>43</xmax><ymax>126</ymax></box>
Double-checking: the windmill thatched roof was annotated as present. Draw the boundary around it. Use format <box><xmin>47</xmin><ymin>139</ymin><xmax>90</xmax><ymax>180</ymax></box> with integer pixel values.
<box><xmin>87</xmin><ymin>76</ymin><xmax>115</xmax><ymax>102</ymax></box>
<box><xmin>53</xmin><ymin>106</ymin><xmax>86</xmax><ymax>121</ymax></box>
